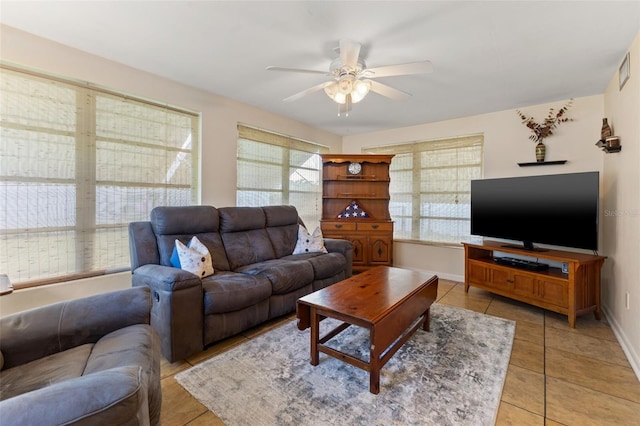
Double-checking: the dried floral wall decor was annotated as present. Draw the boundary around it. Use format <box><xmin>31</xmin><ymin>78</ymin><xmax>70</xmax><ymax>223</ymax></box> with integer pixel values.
<box><xmin>516</xmin><ymin>99</ymin><xmax>573</xmax><ymax>143</ymax></box>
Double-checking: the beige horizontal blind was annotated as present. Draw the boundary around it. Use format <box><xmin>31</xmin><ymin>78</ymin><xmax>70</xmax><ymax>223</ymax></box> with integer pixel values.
<box><xmin>237</xmin><ymin>124</ymin><xmax>328</xmax><ymax>230</ymax></box>
<box><xmin>365</xmin><ymin>134</ymin><xmax>483</xmax><ymax>244</ymax></box>
<box><xmin>0</xmin><ymin>66</ymin><xmax>199</xmax><ymax>287</ymax></box>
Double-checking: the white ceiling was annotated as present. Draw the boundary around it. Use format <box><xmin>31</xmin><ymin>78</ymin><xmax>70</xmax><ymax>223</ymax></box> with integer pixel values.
<box><xmin>1</xmin><ymin>1</ymin><xmax>639</xmax><ymax>136</ymax></box>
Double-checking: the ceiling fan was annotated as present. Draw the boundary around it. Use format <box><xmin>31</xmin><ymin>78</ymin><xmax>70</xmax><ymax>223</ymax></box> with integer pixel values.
<box><xmin>266</xmin><ymin>39</ymin><xmax>433</xmax><ymax>115</ymax></box>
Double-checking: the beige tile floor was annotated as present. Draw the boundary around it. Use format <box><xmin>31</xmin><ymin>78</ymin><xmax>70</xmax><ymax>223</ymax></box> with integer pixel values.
<box><xmin>159</xmin><ymin>279</ymin><xmax>640</xmax><ymax>425</ymax></box>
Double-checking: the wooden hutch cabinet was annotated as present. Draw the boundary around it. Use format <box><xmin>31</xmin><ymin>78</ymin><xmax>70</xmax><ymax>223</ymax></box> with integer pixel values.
<box><xmin>320</xmin><ymin>154</ymin><xmax>394</xmax><ymax>273</ymax></box>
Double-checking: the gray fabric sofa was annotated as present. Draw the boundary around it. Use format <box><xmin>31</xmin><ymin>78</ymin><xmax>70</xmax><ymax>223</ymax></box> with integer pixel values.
<box><xmin>0</xmin><ymin>286</ymin><xmax>161</xmax><ymax>425</ymax></box>
<box><xmin>129</xmin><ymin>204</ymin><xmax>352</xmax><ymax>362</ymax></box>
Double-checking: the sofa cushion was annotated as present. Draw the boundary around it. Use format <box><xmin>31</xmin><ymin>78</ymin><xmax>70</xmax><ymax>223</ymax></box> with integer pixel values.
<box><xmin>172</xmin><ymin>237</ymin><xmax>214</xmax><ymax>278</ymax></box>
<box><xmin>303</xmin><ymin>252</ymin><xmax>347</xmax><ymax>280</ymax></box>
<box><xmin>219</xmin><ymin>207</ymin><xmax>277</xmax><ymax>270</ymax></box>
<box><xmin>293</xmin><ymin>225</ymin><xmax>328</xmax><ymax>255</ymax></box>
<box><xmin>266</xmin><ymin>223</ymin><xmax>299</xmax><ymax>258</ymax></box>
<box><xmin>161</xmin><ymin>233</ymin><xmax>230</xmax><ymax>272</ymax></box>
<box><xmin>151</xmin><ymin>205</ymin><xmax>230</xmax><ymax>271</ymax></box>
<box><xmin>263</xmin><ymin>205</ymin><xmax>302</xmax><ymax>258</ymax></box>
<box><xmin>236</xmin><ymin>259</ymin><xmax>314</xmax><ymax>295</ymax></box>
<box><xmin>219</xmin><ymin>206</ymin><xmax>266</xmax><ymax>232</ymax></box>
<box><xmin>0</xmin><ymin>365</ymin><xmax>149</xmax><ymax>426</ymax></box>
<box><xmin>221</xmin><ymin>229</ymin><xmax>276</xmax><ymax>270</ymax></box>
<box><xmin>84</xmin><ymin>325</ymin><xmax>158</xmax><ymax>375</ymax></box>
<box><xmin>0</xmin><ymin>343</ymin><xmax>93</xmax><ymax>401</ymax></box>
<box><xmin>202</xmin><ymin>272</ymin><xmax>272</xmax><ymax>315</ymax></box>
<box><xmin>262</xmin><ymin>205</ymin><xmax>299</xmax><ymax>227</ymax></box>
<box><xmin>151</xmin><ymin>205</ymin><xmax>219</xmax><ymax>235</ymax></box>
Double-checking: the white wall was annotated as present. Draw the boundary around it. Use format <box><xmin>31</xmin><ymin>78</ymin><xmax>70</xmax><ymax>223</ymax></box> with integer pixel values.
<box><xmin>602</xmin><ymin>32</ymin><xmax>640</xmax><ymax>377</ymax></box>
<box><xmin>342</xmin><ymin>95</ymin><xmax>605</xmax><ymax>279</ymax></box>
<box><xmin>0</xmin><ymin>25</ymin><xmax>342</xmax><ymax>315</ymax></box>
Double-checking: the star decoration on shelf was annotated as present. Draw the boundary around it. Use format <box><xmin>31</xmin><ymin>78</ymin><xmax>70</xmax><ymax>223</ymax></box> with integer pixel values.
<box><xmin>337</xmin><ymin>200</ymin><xmax>370</xmax><ymax>218</ymax></box>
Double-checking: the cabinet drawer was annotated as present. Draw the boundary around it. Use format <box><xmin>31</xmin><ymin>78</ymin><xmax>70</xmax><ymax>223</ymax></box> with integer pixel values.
<box><xmin>512</xmin><ymin>274</ymin><xmax>535</xmax><ymax>297</ymax></box>
<box><xmin>537</xmin><ymin>277</ymin><xmax>568</xmax><ymax>308</ymax></box>
<box><xmin>321</xmin><ymin>222</ymin><xmax>357</xmax><ymax>231</ymax></box>
<box><xmin>357</xmin><ymin>222</ymin><xmax>393</xmax><ymax>231</ymax></box>
<box><xmin>468</xmin><ymin>261</ymin><xmax>489</xmax><ymax>283</ymax></box>
<box><xmin>488</xmin><ymin>268</ymin><xmax>516</xmax><ymax>291</ymax></box>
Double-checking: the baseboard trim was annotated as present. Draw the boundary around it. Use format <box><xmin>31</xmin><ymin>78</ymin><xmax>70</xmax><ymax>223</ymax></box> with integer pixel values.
<box><xmin>397</xmin><ymin>267</ymin><xmax>464</xmax><ymax>284</ymax></box>
<box><xmin>602</xmin><ymin>305</ymin><xmax>640</xmax><ymax>381</ymax></box>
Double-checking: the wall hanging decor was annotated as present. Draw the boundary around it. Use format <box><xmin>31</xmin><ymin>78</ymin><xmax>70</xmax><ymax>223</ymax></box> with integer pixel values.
<box><xmin>595</xmin><ymin>118</ymin><xmax>621</xmax><ymax>153</ymax></box>
<box><xmin>516</xmin><ymin>99</ymin><xmax>573</xmax><ymax>163</ymax></box>
<box><xmin>619</xmin><ymin>52</ymin><xmax>630</xmax><ymax>90</ymax></box>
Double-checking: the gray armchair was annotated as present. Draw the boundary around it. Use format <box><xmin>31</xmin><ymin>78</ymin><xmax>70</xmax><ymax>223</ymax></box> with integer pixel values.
<box><xmin>0</xmin><ymin>286</ymin><xmax>162</xmax><ymax>425</ymax></box>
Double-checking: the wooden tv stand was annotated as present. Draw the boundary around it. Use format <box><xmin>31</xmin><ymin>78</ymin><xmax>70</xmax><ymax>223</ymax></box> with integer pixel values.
<box><xmin>462</xmin><ymin>241</ymin><xmax>606</xmax><ymax>328</ymax></box>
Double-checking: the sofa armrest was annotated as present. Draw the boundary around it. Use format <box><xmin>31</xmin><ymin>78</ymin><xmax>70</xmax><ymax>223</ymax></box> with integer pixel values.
<box><xmin>0</xmin><ymin>287</ymin><xmax>151</xmax><ymax>370</ymax></box>
<box><xmin>324</xmin><ymin>238</ymin><xmax>353</xmax><ymax>277</ymax></box>
<box><xmin>0</xmin><ymin>366</ymin><xmax>151</xmax><ymax>425</ymax></box>
<box><xmin>132</xmin><ymin>264</ymin><xmax>204</xmax><ymax>362</ymax></box>
<box><xmin>129</xmin><ymin>221</ymin><xmax>160</xmax><ymax>269</ymax></box>
<box><xmin>132</xmin><ymin>263</ymin><xmax>202</xmax><ymax>292</ymax></box>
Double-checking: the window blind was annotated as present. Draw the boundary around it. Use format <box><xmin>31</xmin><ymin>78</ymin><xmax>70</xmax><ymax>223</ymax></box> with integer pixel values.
<box><xmin>236</xmin><ymin>125</ymin><xmax>328</xmax><ymax>230</ymax></box>
<box><xmin>0</xmin><ymin>65</ymin><xmax>199</xmax><ymax>287</ymax></box>
<box><xmin>365</xmin><ymin>134</ymin><xmax>483</xmax><ymax>245</ymax></box>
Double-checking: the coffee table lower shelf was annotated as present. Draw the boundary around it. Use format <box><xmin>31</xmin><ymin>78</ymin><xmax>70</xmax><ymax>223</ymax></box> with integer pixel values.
<box><xmin>310</xmin><ymin>310</ymin><xmax>431</xmax><ymax>394</ymax></box>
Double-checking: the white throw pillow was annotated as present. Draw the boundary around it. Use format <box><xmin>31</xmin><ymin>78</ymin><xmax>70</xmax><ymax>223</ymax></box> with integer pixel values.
<box><xmin>293</xmin><ymin>225</ymin><xmax>328</xmax><ymax>255</ymax></box>
<box><xmin>175</xmin><ymin>236</ymin><xmax>214</xmax><ymax>278</ymax></box>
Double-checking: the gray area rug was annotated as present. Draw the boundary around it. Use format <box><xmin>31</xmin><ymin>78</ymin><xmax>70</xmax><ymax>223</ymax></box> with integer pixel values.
<box><xmin>176</xmin><ymin>304</ymin><xmax>515</xmax><ymax>425</ymax></box>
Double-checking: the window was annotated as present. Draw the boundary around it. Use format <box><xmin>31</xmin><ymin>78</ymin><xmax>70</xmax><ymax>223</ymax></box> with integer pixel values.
<box><xmin>0</xmin><ymin>65</ymin><xmax>199</xmax><ymax>287</ymax></box>
<box><xmin>365</xmin><ymin>134</ymin><xmax>483</xmax><ymax>245</ymax></box>
<box><xmin>236</xmin><ymin>125</ymin><xmax>328</xmax><ymax>230</ymax></box>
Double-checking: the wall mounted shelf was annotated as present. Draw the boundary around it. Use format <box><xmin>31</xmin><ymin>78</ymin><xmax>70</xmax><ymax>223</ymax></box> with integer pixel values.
<box><xmin>517</xmin><ymin>160</ymin><xmax>567</xmax><ymax>167</ymax></box>
<box><xmin>603</xmin><ymin>146</ymin><xmax>622</xmax><ymax>153</ymax></box>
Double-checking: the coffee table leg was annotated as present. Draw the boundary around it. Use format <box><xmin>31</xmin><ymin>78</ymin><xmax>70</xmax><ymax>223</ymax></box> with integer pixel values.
<box><xmin>310</xmin><ymin>307</ymin><xmax>319</xmax><ymax>366</ymax></box>
<box><xmin>422</xmin><ymin>308</ymin><xmax>431</xmax><ymax>331</ymax></box>
<box><xmin>369</xmin><ymin>338</ymin><xmax>381</xmax><ymax>394</ymax></box>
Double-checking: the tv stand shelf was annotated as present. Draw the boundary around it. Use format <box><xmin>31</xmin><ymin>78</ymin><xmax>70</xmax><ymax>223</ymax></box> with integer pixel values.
<box><xmin>462</xmin><ymin>241</ymin><xmax>606</xmax><ymax>328</ymax></box>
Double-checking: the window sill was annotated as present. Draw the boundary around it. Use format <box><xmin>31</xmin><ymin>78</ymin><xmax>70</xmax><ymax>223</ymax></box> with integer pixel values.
<box><xmin>394</xmin><ymin>239</ymin><xmax>465</xmax><ymax>249</ymax></box>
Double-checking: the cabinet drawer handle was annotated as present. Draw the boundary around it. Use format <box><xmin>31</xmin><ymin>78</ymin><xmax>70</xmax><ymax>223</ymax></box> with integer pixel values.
<box><xmin>372</xmin><ymin>224</ymin><xmax>379</xmax><ymax>229</ymax></box>
<box><xmin>507</xmin><ymin>279</ymin><xmax>514</xmax><ymax>284</ymax></box>
<box><xmin>334</xmin><ymin>224</ymin><xmax>342</xmax><ymax>229</ymax></box>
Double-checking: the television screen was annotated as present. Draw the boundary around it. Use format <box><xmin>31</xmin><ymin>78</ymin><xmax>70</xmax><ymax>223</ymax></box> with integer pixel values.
<box><xmin>470</xmin><ymin>171</ymin><xmax>599</xmax><ymax>251</ymax></box>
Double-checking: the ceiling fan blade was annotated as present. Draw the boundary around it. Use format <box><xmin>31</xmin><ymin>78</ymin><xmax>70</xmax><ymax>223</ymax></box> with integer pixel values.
<box><xmin>266</xmin><ymin>66</ymin><xmax>329</xmax><ymax>76</ymax></box>
<box><xmin>282</xmin><ymin>81</ymin><xmax>334</xmax><ymax>102</ymax></box>
<box><xmin>368</xmin><ymin>80</ymin><xmax>412</xmax><ymax>100</ymax></box>
<box><xmin>365</xmin><ymin>61</ymin><xmax>433</xmax><ymax>78</ymax></box>
<box><xmin>339</xmin><ymin>39</ymin><xmax>361</xmax><ymax>69</ymax></box>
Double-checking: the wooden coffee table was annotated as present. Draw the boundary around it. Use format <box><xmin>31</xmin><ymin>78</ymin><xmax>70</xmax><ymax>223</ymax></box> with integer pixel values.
<box><xmin>296</xmin><ymin>266</ymin><xmax>438</xmax><ymax>394</ymax></box>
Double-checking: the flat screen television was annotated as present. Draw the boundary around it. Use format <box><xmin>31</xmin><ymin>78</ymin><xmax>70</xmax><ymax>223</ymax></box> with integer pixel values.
<box><xmin>470</xmin><ymin>171</ymin><xmax>599</xmax><ymax>251</ymax></box>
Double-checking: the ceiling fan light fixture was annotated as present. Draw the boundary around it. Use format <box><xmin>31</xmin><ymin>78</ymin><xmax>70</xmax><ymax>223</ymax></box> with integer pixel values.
<box><xmin>334</xmin><ymin>92</ymin><xmax>347</xmax><ymax>104</ymax></box>
<box><xmin>350</xmin><ymin>79</ymin><xmax>371</xmax><ymax>103</ymax></box>
<box><xmin>337</xmin><ymin>78</ymin><xmax>353</xmax><ymax>94</ymax></box>
<box><xmin>324</xmin><ymin>77</ymin><xmax>369</xmax><ymax>104</ymax></box>
<box><xmin>324</xmin><ymin>82</ymin><xmax>348</xmax><ymax>104</ymax></box>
